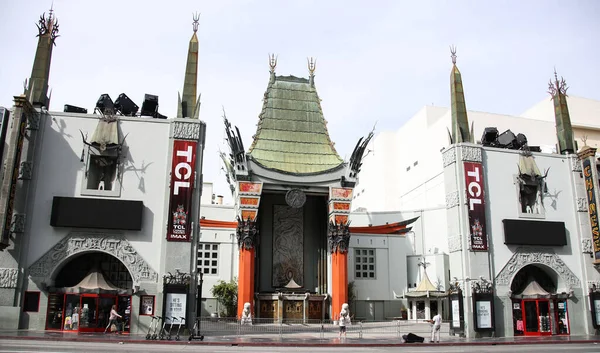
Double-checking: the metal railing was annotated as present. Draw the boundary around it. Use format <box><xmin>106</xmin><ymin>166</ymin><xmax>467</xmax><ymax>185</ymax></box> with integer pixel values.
<box><xmin>194</xmin><ymin>317</ymin><xmax>451</xmax><ymax>339</ymax></box>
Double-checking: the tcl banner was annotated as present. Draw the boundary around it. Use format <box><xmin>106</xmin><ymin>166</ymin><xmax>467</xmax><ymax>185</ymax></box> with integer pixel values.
<box><xmin>464</xmin><ymin>162</ymin><xmax>488</xmax><ymax>251</ymax></box>
<box><xmin>167</xmin><ymin>140</ymin><xmax>198</xmax><ymax>242</ymax></box>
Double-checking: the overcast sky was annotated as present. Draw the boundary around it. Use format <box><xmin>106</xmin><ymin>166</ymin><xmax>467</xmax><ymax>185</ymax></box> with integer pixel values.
<box><xmin>1</xmin><ymin>0</ymin><xmax>599</xmax><ymax>200</ymax></box>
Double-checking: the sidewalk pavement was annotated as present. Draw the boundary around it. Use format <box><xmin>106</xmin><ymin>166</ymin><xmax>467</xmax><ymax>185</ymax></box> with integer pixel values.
<box><xmin>0</xmin><ymin>329</ymin><xmax>599</xmax><ymax>347</ymax></box>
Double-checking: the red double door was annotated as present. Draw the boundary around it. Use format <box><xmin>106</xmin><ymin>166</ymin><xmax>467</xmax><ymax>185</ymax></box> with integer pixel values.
<box><xmin>521</xmin><ymin>300</ymin><xmax>551</xmax><ymax>336</ymax></box>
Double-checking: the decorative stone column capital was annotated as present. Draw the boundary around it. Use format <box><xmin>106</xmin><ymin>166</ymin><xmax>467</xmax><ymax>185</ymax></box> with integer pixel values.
<box><xmin>236</xmin><ymin>216</ymin><xmax>259</xmax><ymax>250</ymax></box>
<box><xmin>327</xmin><ymin>221</ymin><xmax>350</xmax><ymax>254</ymax></box>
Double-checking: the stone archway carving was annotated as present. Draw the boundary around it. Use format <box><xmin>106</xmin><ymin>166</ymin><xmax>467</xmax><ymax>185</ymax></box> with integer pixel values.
<box><xmin>495</xmin><ymin>247</ymin><xmax>580</xmax><ymax>289</ymax></box>
<box><xmin>28</xmin><ymin>232</ymin><xmax>158</xmax><ymax>287</ymax></box>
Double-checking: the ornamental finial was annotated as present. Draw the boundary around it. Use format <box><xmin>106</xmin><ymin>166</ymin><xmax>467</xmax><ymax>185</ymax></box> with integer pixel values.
<box><xmin>548</xmin><ymin>67</ymin><xmax>569</xmax><ymax>98</ymax></box>
<box><xmin>192</xmin><ymin>12</ymin><xmax>200</xmax><ymax>33</ymax></box>
<box><xmin>450</xmin><ymin>45</ymin><xmax>457</xmax><ymax>65</ymax></box>
<box><xmin>307</xmin><ymin>57</ymin><xmax>317</xmax><ymax>76</ymax></box>
<box><xmin>36</xmin><ymin>4</ymin><xmax>60</xmax><ymax>44</ymax></box>
<box><xmin>269</xmin><ymin>53</ymin><xmax>277</xmax><ymax>73</ymax></box>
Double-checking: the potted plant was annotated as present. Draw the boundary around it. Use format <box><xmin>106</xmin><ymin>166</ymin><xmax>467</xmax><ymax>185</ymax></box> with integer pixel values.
<box><xmin>210</xmin><ymin>278</ymin><xmax>238</xmax><ymax>318</ymax></box>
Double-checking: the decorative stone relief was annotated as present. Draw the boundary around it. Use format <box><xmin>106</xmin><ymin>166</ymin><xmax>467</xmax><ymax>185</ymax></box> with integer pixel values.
<box><xmin>569</xmin><ymin>155</ymin><xmax>582</xmax><ymax>172</ymax></box>
<box><xmin>445</xmin><ymin>191</ymin><xmax>459</xmax><ymax>209</ymax></box>
<box><xmin>0</xmin><ymin>268</ymin><xmax>18</xmax><ymax>288</ymax></box>
<box><xmin>582</xmin><ymin>238</ymin><xmax>593</xmax><ymax>254</ymax></box>
<box><xmin>460</xmin><ymin>145</ymin><xmax>482</xmax><ymax>162</ymax></box>
<box><xmin>471</xmin><ymin>278</ymin><xmax>494</xmax><ymax>294</ymax></box>
<box><xmin>272</xmin><ymin>205</ymin><xmax>304</xmax><ymax>288</ymax></box>
<box><xmin>18</xmin><ymin>161</ymin><xmax>33</xmax><ymax>180</ymax></box>
<box><xmin>28</xmin><ymin>232</ymin><xmax>158</xmax><ymax>286</ymax></box>
<box><xmin>173</xmin><ymin>121</ymin><xmax>202</xmax><ymax>140</ymax></box>
<box><xmin>27</xmin><ymin>113</ymin><xmax>40</xmax><ymax>130</ymax></box>
<box><xmin>495</xmin><ymin>247</ymin><xmax>580</xmax><ymax>288</ymax></box>
<box><xmin>442</xmin><ymin>148</ymin><xmax>456</xmax><ymax>168</ymax></box>
<box><xmin>577</xmin><ymin>197</ymin><xmax>588</xmax><ymax>212</ymax></box>
<box><xmin>447</xmin><ymin>234</ymin><xmax>462</xmax><ymax>253</ymax></box>
<box><xmin>11</xmin><ymin>214</ymin><xmax>25</xmax><ymax>233</ymax></box>
<box><xmin>285</xmin><ymin>189</ymin><xmax>306</xmax><ymax>208</ymax></box>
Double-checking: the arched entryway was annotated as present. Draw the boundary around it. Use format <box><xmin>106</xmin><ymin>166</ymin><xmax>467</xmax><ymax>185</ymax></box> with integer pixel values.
<box><xmin>45</xmin><ymin>252</ymin><xmax>133</xmax><ymax>333</ymax></box>
<box><xmin>510</xmin><ymin>264</ymin><xmax>570</xmax><ymax>336</ymax></box>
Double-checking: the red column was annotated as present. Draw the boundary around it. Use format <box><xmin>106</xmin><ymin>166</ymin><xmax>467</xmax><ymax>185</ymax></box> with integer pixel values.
<box><xmin>331</xmin><ymin>251</ymin><xmax>348</xmax><ymax>321</ymax></box>
<box><xmin>237</xmin><ymin>247</ymin><xmax>255</xmax><ymax>318</ymax></box>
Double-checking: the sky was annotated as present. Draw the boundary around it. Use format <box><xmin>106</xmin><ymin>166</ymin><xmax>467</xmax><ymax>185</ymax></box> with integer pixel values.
<box><xmin>1</xmin><ymin>0</ymin><xmax>599</xmax><ymax>201</ymax></box>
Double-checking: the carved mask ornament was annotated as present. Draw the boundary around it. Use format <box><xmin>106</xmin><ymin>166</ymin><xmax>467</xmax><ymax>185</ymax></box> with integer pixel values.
<box><xmin>328</xmin><ymin>221</ymin><xmax>351</xmax><ymax>254</ymax></box>
<box><xmin>236</xmin><ymin>216</ymin><xmax>259</xmax><ymax>250</ymax></box>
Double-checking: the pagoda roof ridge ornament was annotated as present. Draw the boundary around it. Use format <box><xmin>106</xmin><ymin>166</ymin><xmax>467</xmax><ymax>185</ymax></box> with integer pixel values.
<box><xmin>307</xmin><ymin>57</ymin><xmax>316</xmax><ymax>75</ymax></box>
<box><xmin>450</xmin><ymin>45</ymin><xmax>457</xmax><ymax>65</ymax></box>
<box><xmin>192</xmin><ymin>12</ymin><xmax>200</xmax><ymax>33</ymax></box>
<box><xmin>269</xmin><ymin>53</ymin><xmax>278</xmax><ymax>73</ymax></box>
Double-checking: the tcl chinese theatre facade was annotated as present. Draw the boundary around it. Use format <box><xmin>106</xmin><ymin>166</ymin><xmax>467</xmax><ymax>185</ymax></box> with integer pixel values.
<box><xmin>218</xmin><ymin>57</ymin><xmax>409</xmax><ymax>321</ymax></box>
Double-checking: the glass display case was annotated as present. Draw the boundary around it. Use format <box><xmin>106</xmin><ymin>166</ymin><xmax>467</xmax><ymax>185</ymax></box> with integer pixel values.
<box><xmin>45</xmin><ymin>294</ymin><xmax>64</xmax><ymax>330</ymax></box>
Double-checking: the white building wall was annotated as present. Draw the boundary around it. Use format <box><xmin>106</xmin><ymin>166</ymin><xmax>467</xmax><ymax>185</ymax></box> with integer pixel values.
<box><xmin>198</xmin><ymin>205</ymin><xmax>238</xmax><ymax>299</ymax></box>
<box><xmin>348</xmin><ymin>234</ymin><xmax>412</xmax><ymax>301</ymax></box>
<box><xmin>24</xmin><ymin>112</ymin><xmax>171</xmax><ymax>272</ymax></box>
<box><xmin>483</xmin><ymin>148</ymin><xmax>580</xmax><ymax>287</ymax></box>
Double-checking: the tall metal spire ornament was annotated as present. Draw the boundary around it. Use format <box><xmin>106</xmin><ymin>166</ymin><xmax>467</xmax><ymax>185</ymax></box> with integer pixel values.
<box><xmin>192</xmin><ymin>12</ymin><xmax>200</xmax><ymax>33</ymax></box>
<box><xmin>547</xmin><ymin>68</ymin><xmax>575</xmax><ymax>154</ymax></box>
<box><xmin>447</xmin><ymin>44</ymin><xmax>473</xmax><ymax>144</ymax></box>
<box><xmin>29</xmin><ymin>5</ymin><xmax>59</xmax><ymax>107</ymax></box>
<box><xmin>177</xmin><ymin>12</ymin><xmax>201</xmax><ymax>119</ymax></box>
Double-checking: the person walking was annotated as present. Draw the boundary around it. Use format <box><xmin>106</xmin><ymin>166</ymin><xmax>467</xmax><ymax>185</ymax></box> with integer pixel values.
<box><xmin>338</xmin><ymin>303</ymin><xmax>351</xmax><ymax>339</ymax></box>
<box><xmin>104</xmin><ymin>305</ymin><xmax>122</xmax><ymax>334</ymax></box>
<box><xmin>429</xmin><ymin>311</ymin><xmax>442</xmax><ymax>343</ymax></box>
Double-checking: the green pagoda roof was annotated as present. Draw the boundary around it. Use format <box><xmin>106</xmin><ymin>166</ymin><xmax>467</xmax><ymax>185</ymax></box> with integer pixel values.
<box><xmin>248</xmin><ymin>71</ymin><xmax>344</xmax><ymax>175</ymax></box>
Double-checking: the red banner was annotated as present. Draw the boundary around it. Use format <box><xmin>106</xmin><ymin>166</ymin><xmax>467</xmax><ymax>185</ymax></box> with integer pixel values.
<box><xmin>464</xmin><ymin>162</ymin><xmax>488</xmax><ymax>251</ymax></box>
<box><xmin>167</xmin><ymin>140</ymin><xmax>198</xmax><ymax>242</ymax></box>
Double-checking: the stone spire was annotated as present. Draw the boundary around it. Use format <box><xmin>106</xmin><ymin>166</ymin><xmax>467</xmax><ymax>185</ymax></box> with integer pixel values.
<box><xmin>177</xmin><ymin>12</ymin><xmax>201</xmax><ymax>119</ymax></box>
<box><xmin>448</xmin><ymin>46</ymin><xmax>473</xmax><ymax>144</ymax></box>
<box><xmin>27</xmin><ymin>6</ymin><xmax>59</xmax><ymax>108</ymax></box>
<box><xmin>548</xmin><ymin>69</ymin><xmax>575</xmax><ymax>154</ymax></box>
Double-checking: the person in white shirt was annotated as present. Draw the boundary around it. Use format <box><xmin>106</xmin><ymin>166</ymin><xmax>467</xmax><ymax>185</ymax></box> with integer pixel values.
<box><xmin>429</xmin><ymin>312</ymin><xmax>442</xmax><ymax>343</ymax></box>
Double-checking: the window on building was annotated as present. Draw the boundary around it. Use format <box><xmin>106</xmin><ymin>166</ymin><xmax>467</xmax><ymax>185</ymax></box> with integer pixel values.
<box><xmin>23</xmin><ymin>291</ymin><xmax>40</xmax><ymax>312</ymax></box>
<box><xmin>406</xmin><ymin>166</ymin><xmax>411</xmax><ymax>171</ymax></box>
<box><xmin>354</xmin><ymin>248</ymin><xmax>376</xmax><ymax>279</ymax></box>
<box><xmin>198</xmin><ymin>243</ymin><xmax>219</xmax><ymax>275</ymax></box>
<box><xmin>413</xmin><ymin>161</ymin><xmax>418</xmax><ymax>166</ymax></box>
